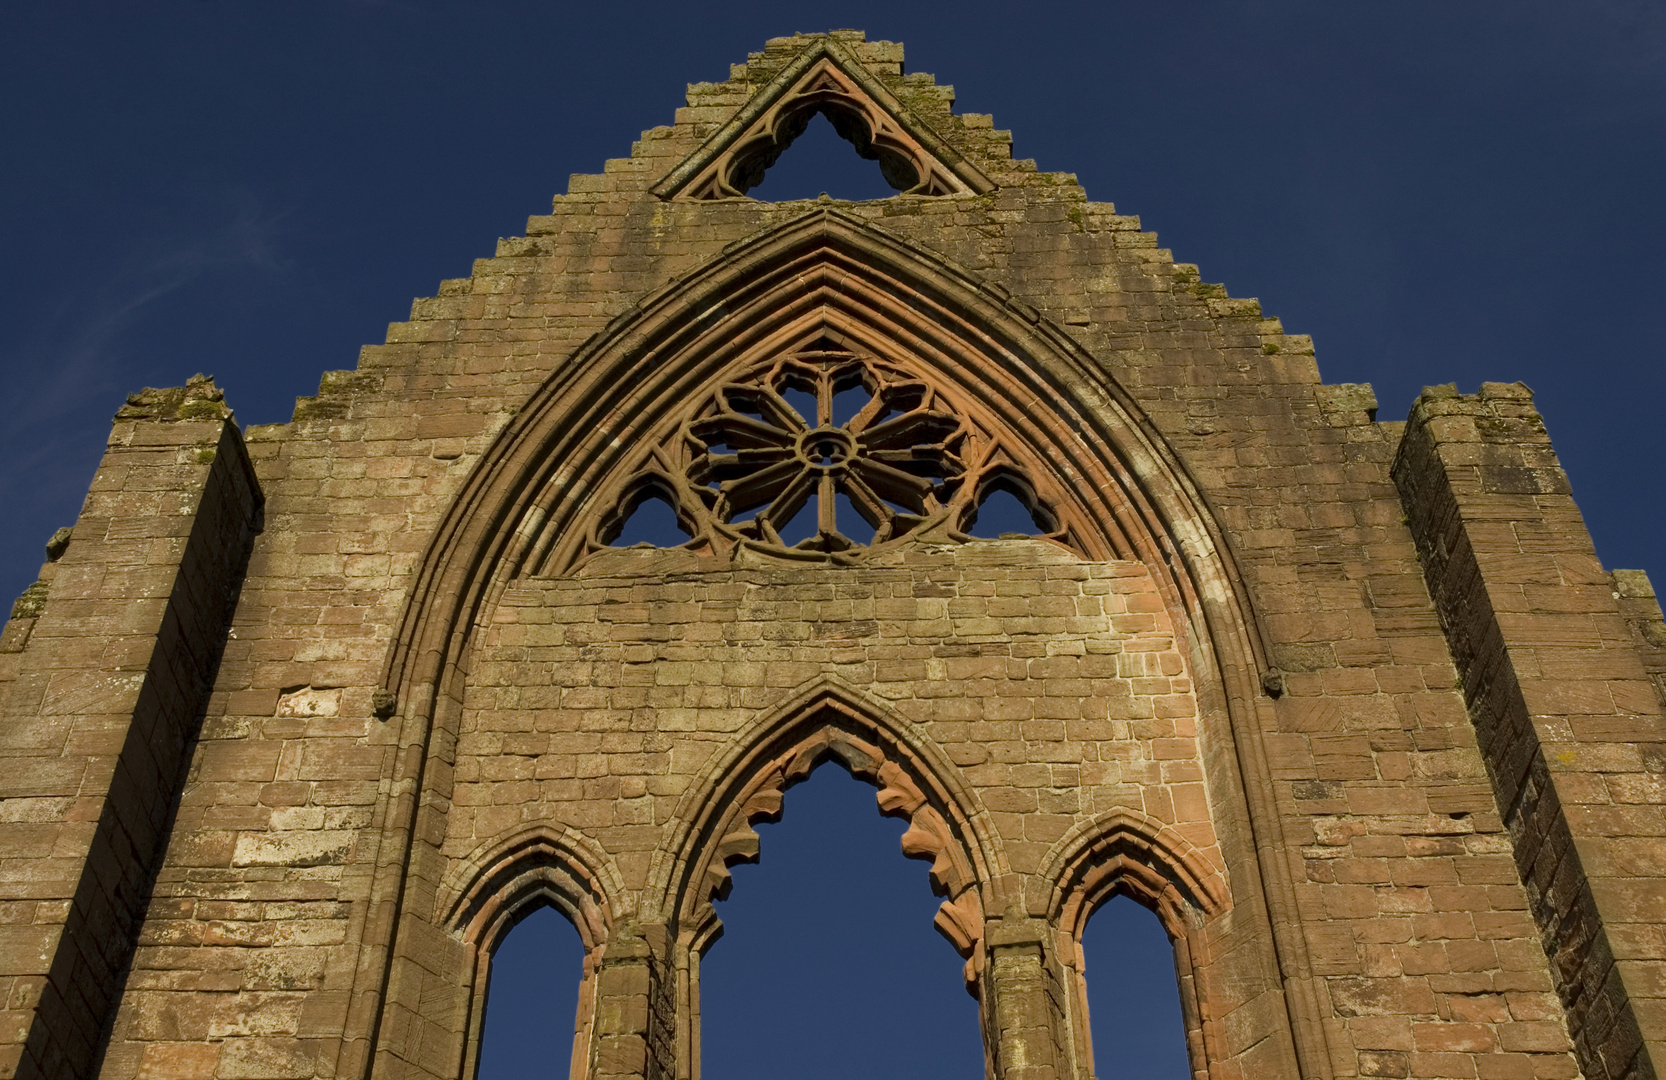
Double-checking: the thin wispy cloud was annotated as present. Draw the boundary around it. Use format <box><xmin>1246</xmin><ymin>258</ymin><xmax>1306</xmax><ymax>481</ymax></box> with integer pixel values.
<box><xmin>7</xmin><ymin>196</ymin><xmax>289</xmax><ymax>428</ymax></box>
<box><xmin>0</xmin><ymin>195</ymin><xmax>291</xmax><ymax>515</ymax></box>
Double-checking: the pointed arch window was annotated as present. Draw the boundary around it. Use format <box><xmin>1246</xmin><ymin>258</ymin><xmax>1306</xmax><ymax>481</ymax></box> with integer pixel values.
<box><xmin>699</xmin><ymin>764</ymin><xmax>982</xmax><ymax>1080</ymax></box>
<box><xmin>475</xmin><ymin>905</ymin><xmax>587</xmax><ymax>1080</ymax></box>
<box><xmin>1046</xmin><ymin>815</ymin><xmax>1229</xmax><ymax>1080</ymax></box>
<box><xmin>1080</xmin><ymin>896</ymin><xmax>1192</xmax><ymax>1080</ymax></box>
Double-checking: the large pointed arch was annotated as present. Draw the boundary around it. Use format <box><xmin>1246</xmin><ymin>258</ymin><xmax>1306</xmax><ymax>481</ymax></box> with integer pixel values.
<box><xmin>359</xmin><ymin>208</ymin><xmax>1333</xmax><ymax>1080</ymax></box>
<box><xmin>646</xmin><ymin>674</ymin><xmax>1005</xmax><ymax>969</ymax></box>
<box><xmin>379</xmin><ymin>208</ymin><xmax>1275</xmax><ymax>704</ymax></box>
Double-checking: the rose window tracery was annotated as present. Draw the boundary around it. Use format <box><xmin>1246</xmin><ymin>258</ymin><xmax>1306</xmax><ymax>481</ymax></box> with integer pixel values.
<box><xmin>583</xmin><ymin>340</ymin><xmax>1075</xmax><ymax>566</ymax></box>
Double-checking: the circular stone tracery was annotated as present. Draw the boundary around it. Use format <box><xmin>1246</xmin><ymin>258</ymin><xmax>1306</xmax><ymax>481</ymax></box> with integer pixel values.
<box><xmin>797</xmin><ymin>428</ymin><xmax>855</xmax><ymax>468</ymax></box>
<box><xmin>582</xmin><ymin>341</ymin><xmax>1072</xmax><ymax>563</ymax></box>
<box><xmin>685</xmin><ymin>348</ymin><xmax>970</xmax><ymax>552</ymax></box>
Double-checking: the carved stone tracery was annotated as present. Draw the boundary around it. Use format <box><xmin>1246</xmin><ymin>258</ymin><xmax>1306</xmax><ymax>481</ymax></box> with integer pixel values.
<box><xmin>585</xmin><ymin>339</ymin><xmax>1072</xmax><ymax>565</ymax></box>
<box><xmin>684</xmin><ymin>721</ymin><xmax>989</xmax><ymax>990</ymax></box>
<box><xmin>662</xmin><ymin>56</ymin><xmax>987</xmax><ymax>199</ymax></box>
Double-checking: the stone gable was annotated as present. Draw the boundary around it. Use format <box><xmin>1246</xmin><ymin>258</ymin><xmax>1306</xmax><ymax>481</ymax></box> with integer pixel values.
<box><xmin>0</xmin><ymin>30</ymin><xmax>1660</xmax><ymax>1080</ymax></box>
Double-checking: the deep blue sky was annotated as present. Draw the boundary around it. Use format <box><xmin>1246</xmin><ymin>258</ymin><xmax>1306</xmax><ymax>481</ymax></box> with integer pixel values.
<box><xmin>4</xmin><ymin>4</ymin><xmax>1662</xmax><ymax>1077</ymax></box>
<box><xmin>4</xmin><ymin>2</ymin><xmax>1663</xmax><ymax>603</ymax></box>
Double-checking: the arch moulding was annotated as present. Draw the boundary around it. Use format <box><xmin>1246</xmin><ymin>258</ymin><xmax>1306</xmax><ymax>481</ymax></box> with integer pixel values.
<box><xmin>1040</xmin><ymin>810</ymin><xmax>1232</xmax><ymax>1080</ymax></box>
<box><xmin>649</xmin><ymin>674</ymin><xmax>1005</xmax><ymax>963</ymax></box>
<box><xmin>354</xmin><ymin>208</ymin><xmax>1333</xmax><ymax>1080</ymax></box>
<box><xmin>646</xmin><ymin>675</ymin><xmax>1006</xmax><ymax>1080</ymax></box>
<box><xmin>440</xmin><ymin>827</ymin><xmax>625</xmax><ymax>1080</ymax></box>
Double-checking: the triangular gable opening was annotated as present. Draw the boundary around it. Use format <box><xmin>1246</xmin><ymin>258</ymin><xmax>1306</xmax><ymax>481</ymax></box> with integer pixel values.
<box><xmin>653</xmin><ymin>40</ymin><xmax>995</xmax><ymax>201</ymax></box>
<box><xmin>744</xmin><ymin>112</ymin><xmax>899</xmax><ymax>202</ymax></box>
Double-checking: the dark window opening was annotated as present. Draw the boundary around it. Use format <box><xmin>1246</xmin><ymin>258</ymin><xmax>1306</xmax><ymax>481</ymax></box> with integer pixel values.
<box><xmin>775</xmin><ymin>497</ymin><xmax>821</xmax><ymax>547</ymax></box>
<box><xmin>830</xmin><ymin>379</ymin><xmax>872</xmax><ymax>428</ymax></box>
<box><xmin>1082</xmin><ymin>896</ymin><xmax>1189</xmax><ymax>1080</ymax></box>
<box><xmin>780</xmin><ymin>385</ymin><xmax>820</xmax><ymax>427</ymax></box>
<box><xmin>609</xmin><ymin>492</ymin><xmax>691</xmax><ymax>547</ymax></box>
<box><xmin>964</xmin><ymin>486</ymin><xmax>1048</xmax><ymax>538</ymax></box>
<box><xmin>745</xmin><ymin>112</ymin><xmax>900</xmax><ymax>202</ymax></box>
<box><xmin>833</xmin><ymin>491</ymin><xmax>878</xmax><ymax>545</ymax></box>
<box><xmin>701</xmin><ymin>765</ymin><xmax>982</xmax><ymax>1080</ymax></box>
<box><xmin>477</xmin><ymin>905</ymin><xmax>586</xmax><ymax>1080</ymax></box>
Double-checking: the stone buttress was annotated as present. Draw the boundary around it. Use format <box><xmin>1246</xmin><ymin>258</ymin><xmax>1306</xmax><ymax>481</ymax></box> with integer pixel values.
<box><xmin>0</xmin><ymin>31</ymin><xmax>1660</xmax><ymax>1080</ymax></box>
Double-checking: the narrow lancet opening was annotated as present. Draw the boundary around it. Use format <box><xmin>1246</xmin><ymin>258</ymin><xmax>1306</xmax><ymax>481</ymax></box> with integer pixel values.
<box><xmin>477</xmin><ymin>905</ymin><xmax>587</xmax><ymax>1080</ymax></box>
<box><xmin>698</xmin><ymin>764</ymin><xmax>982</xmax><ymax>1080</ymax></box>
<box><xmin>1081</xmin><ymin>896</ymin><xmax>1190</xmax><ymax>1080</ymax></box>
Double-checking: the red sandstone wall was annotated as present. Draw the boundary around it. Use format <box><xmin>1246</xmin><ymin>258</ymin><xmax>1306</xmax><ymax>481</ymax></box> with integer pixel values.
<box><xmin>0</xmin><ymin>30</ymin><xmax>1655</xmax><ymax>1080</ymax></box>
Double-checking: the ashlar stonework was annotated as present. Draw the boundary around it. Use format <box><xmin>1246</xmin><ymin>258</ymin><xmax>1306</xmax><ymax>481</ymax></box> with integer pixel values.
<box><xmin>1</xmin><ymin>30</ymin><xmax>1662</xmax><ymax>1080</ymax></box>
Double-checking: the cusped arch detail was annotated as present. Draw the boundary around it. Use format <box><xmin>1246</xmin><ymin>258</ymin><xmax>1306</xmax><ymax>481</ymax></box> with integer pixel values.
<box><xmin>651</xmin><ymin>38</ymin><xmax>993</xmax><ymax>200</ymax></box>
<box><xmin>648</xmin><ymin>675</ymin><xmax>1005</xmax><ymax>986</ymax></box>
<box><xmin>1041</xmin><ymin>809</ymin><xmax>1229</xmax><ymax>941</ymax></box>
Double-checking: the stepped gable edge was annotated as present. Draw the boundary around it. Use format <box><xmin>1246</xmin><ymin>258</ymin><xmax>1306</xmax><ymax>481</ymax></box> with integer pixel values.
<box><xmin>1</xmin><ymin>30</ymin><xmax>1658</xmax><ymax>1080</ymax></box>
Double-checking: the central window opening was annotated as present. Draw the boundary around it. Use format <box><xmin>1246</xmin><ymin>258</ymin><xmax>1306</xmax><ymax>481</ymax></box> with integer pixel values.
<box><xmin>699</xmin><ymin>764</ymin><xmax>982</xmax><ymax>1080</ymax></box>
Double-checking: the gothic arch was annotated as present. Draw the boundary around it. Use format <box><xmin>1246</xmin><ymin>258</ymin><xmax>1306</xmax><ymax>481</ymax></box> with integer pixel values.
<box><xmin>439</xmin><ymin>827</ymin><xmax>623</xmax><ymax>1080</ymax></box>
<box><xmin>648</xmin><ymin>675</ymin><xmax>1003</xmax><ymax>967</ymax></box>
<box><xmin>441</xmin><ymin>824</ymin><xmax>623</xmax><ymax>949</ymax></box>
<box><xmin>361</xmin><ymin>208</ymin><xmax>1332</xmax><ymax>1080</ymax></box>
<box><xmin>378</xmin><ymin>208</ymin><xmax>1280</xmax><ymax>713</ymax></box>
<box><xmin>1042</xmin><ymin>812</ymin><xmax>1229</xmax><ymax>1080</ymax></box>
<box><xmin>645</xmin><ymin>676</ymin><xmax>1002</xmax><ymax>1080</ymax></box>
<box><xmin>1042</xmin><ymin>809</ymin><xmax>1228</xmax><ymax>937</ymax></box>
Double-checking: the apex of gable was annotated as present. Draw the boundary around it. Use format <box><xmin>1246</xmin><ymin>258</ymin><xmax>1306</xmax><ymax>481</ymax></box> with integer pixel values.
<box><xmin>657</xmin><ymin>34</ymin><xmax>996</xmax><ymax>199</ymax></box>
<box><xmin>563</xmin><ymin>32</ymin><xmax>1067</xmax><ymax>205</ymax></box>
<box><xmin>733</xmin><ymin>30</ymin><xmax>905</xmax><ymax>82</ymax></box>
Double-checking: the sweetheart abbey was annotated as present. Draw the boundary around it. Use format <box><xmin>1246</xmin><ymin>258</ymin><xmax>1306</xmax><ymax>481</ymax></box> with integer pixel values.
<box><xmin>1</xmin><ymin>31</ymin><xmax>1662</xmax><ymax>1080</ymax></box>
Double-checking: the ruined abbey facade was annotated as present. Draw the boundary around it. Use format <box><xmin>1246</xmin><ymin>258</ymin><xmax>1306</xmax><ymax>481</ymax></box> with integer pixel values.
<box><xmin>1</xmin><ymin>31</ymin><xmax>1662</xmax><ymax>1080</ymax></box>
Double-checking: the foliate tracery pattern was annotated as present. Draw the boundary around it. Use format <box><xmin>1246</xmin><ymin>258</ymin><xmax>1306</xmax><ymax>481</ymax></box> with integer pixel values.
<box><xmin>685</xmin><ymin>722</ymin><xmax>989</xmax><ymax>990</ymax></box>
<box><xmin>586</xmin><ymin>340</ymin><xmax>1074</xmax><ymax>564</ymax></box>
<box><xmin>659</xmin><ymin>56</ymin><xmax>988</xmax><ymax>200</ymax></box>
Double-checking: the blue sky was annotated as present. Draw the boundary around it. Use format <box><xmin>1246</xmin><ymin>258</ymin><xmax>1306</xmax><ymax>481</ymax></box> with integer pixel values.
<box><xmin>4</xmin><ymin>3</ymin><xmax>1663</xmax><ymax>600</ymax></box>
<box><xmin>4</xmin><ymin>4</ymin><xmax>1663</xmax><ymax>1077</ymax></box>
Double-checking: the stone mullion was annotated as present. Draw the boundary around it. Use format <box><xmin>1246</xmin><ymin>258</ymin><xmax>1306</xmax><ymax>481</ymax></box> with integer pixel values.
<box><xmin>816</xmin><ymin>473</ymin><xmax>838</xmax><ymax>536</ymax></box>
<box><xmin>984</xmin><ymin>916</ymin><xmax>1066</xmax><ymax>1080</ymax></box>
<box><xmin>589</xmin><ymin>923</ymin><xmax>674</xmax><ymax>1080</ymax></box>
